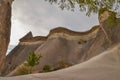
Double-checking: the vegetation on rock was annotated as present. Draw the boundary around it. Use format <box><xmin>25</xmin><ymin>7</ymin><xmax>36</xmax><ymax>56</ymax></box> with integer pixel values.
<box><xmin>41</xmin><ymin>61</ymin><xmax>72</xmax><ymax>73</ymax></box>
<box><xmin>26</xmin><ymin>51</ymin><xmax>42</xmax><ymax>67</ymax></box>
<box><xmin>43</xmin><ymin>64</ymin><xmax>52</xmax><ymax>72</ymax></box>
<box><xmin>17</xmin><ymin>51</ymin><xmax>42</xmax><ymax>75</ymax></box>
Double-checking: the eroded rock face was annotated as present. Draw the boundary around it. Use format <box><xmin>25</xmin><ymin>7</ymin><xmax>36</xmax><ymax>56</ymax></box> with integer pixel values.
<box><xmin>3</xmin><ymin>43</ymin><xmax>42</xmax><ymax>76</ymax></box>
<box><xmin>4</xmin><ymin>26</ymin><xmax>99</xmax><ymax>76</ymax></box>
<box><xmin>79</xmin><ymin>18</ymin><xmax>120</xmax><ymax>62</ymax></box>
<box><xmin>47</xmin><ymin>26</ymin><xmax>99</xmax><ymax>41</ymax></box>
<box><xmin>2</xmin><ymin>43</ymin><xmax>120</xmax><ymax>80</ymax></box>
<box><xmin>0</xmin><ymin>0</ymin><xmax>12</xmax><ymax>74</ymax></box>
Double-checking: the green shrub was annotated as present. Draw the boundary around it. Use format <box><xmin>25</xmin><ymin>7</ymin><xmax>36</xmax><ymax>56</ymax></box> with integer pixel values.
<box><xmin>43</xmin><ymin>65</ymin><xmax>51</xmax><ymax>72</ymax></box>
<box><xmin>26</xmin><ymin>51</ymin><xmax>42</xmax><ymax>67</ymax></box>
<box><xmin>16</xmin><ymin>51</ymin><xmax>42</xmax><ymax>75</ymax></box>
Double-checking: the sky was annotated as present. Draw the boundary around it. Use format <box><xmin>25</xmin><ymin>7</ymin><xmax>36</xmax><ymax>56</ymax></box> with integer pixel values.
<box><xmin>10</xmin><ymin>0</ymin><xmax>98</xmax><ymax>45</ymax></box>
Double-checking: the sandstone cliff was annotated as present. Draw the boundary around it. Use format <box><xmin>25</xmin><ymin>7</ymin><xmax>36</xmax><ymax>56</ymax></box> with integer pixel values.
<box><xmin>3</xmin><ymin>16</ymin><xmax>120</xmax><ymax>78</ymax></box>
<box><xmin>4</xmin><ymin>18</ymin><xmax>120</xmax><ymax>77</ymax></box>
<box><xmin>0</xmin><ymin>1</ymin><xmax>119</xmax><ymax>79</ymax></box>
<box><xmin>3</xmin><ymin>26</ymin><xmax>99</xmax><ymax>76</ymax></box>
<box><xmin>7</xmin><ymin>17</ymin><xmax>120</xmax><ymax>76</ymax></box>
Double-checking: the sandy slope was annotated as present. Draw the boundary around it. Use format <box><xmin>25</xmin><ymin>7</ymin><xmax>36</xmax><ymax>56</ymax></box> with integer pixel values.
<box><xmin>1</xmin><ymin>44</ymin><xmax>120</xmax><ymax>80</ymax></box>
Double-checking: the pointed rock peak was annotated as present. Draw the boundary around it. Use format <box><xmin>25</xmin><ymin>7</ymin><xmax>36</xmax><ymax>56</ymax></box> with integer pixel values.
<box><xmin>19</xmin><ymin>31</ymin><xmax>33</xmax><ymax>42</ymax></box>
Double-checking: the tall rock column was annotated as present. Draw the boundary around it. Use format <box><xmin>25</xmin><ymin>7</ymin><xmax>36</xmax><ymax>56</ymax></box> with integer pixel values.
<box><xmin>0</xmin><ymin>0</ymin><xmax>12</xmax><ymax>74</ymax></box>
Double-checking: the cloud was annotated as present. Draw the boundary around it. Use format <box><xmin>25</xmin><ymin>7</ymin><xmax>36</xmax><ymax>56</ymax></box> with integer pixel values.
<box><xmin>11</xmin><ymin>0</ymin><xmax>98</xmax><ymax>45</ymax></box>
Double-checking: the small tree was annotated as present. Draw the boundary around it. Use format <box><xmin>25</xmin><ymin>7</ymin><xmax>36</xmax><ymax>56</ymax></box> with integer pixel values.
<box><xmin>17</xmin><ymin>51</ymin><xmax>42</xmax><ymax>75</ymax></box>
<box><xmin>25</xmin><ymin>51</ymin><xmax>42</xmax><ymax>73</ymax></box>
<box><xmin>26</xmin><ymin>51</ymin><xmax>41</xmax><ymax>67</ymax></box>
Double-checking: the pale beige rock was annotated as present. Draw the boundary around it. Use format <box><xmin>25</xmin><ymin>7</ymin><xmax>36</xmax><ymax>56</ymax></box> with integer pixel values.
<box><xmin>4</xmin><ymin>26</ymin><xmax>99</xmax><ymax>76</ymax></box>
<box><xmin>47</xmin><ymin>26</ymin><xmax>99</xmax><ymax>41</ymax></box>
<box><xmin>79</xmin><ymin>18</ymin><xmax>120</xmax><ymax>62</ymax></box>
<box><xmin>1</xmin><ymin>43</ymin><xmax>120</xmax><ymax>80</ymax></box>
<box><xmin>6</xmin><ymin>37</ymin><xmax>83</xmax><ymax>76</ymax></box>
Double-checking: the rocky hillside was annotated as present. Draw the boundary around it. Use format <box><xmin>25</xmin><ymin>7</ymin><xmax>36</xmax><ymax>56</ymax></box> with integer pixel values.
<box><xmin>2</xmin><ymin>26</ymin><xmax>99</xmax><ymax>76</ymax></box>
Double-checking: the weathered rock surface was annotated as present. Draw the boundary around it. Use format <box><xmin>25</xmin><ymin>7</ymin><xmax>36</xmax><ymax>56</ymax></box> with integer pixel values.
<box><xmin>19</xmin><ymin>26</ymin><xmax>99</xmax><ymax>43</ymax></box>
<box><xmin>33</xmin><ymin>37</ymin><xmax>83</xmax><ymax>72</ymax></box>
<box><xmin>7</xmin><ymin>37</ymin><xmax>83</xmax><ymax>76</ymax></box>
<box><xmin>47</xmin><ymin>26</ymin><xmax>99</xmax><ymax>41</ymax></box>
<box><xmin>1</xmin><ymin>43</ymin><xmax>120</xmax><ymax>80</ymax></box>
<box><xmin>0</xmin><ymin>0</ymin><xmax>12</xmax><ymax>74</ymax></box>
<box><xmin>4</xmin><ymin>26</ymin><xmax>99</xmax><ymax>76</ymax></box>
<box><xmin>4</xmin><ymin>17</ymin><xmax>120</xmax><ymax>76</ymax></box>
<box><xmin>79</xmin><ymin>18</ymin><xmax>120</xmax><ymax>62</ymax></box>
<box><xmin>3</xmin><ymin>41</ymin><xmax>43</xmax><ymax>76</ymax></box>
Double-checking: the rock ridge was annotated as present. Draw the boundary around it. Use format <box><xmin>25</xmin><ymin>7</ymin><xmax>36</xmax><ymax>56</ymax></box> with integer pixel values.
<box><xmin>20</xmin><ymin>26</ymin><xmax>99</xmax><ymax>43</ymax></box>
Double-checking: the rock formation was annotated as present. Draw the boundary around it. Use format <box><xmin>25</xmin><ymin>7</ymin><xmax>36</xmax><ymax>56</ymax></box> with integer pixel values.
<box><xmin>3</xmin><ymin>17</ymin><xmax>120</xmax><ymax>77</ymax></box>
<box><xmin>3</xmin><ymin>32</ymin><xmax>43</xmax><ymax>76</ymax></box>
<box><xmin>3</xmin><ymin>26</ymin><xmax>99</xmax><ymax>76</ymax></box>
<box><xmin>1</xmin><ymin>14</ymin><xmax>120</xmax><ymax>80</ymax></box>
<box><xmin>47</xmin><ymin>26</ymin><xmax>99</xmax><ymax>41</ymax></box>
<box><xmin>0</xmin><ymin>1</ymin><xmax>119</xmax><ymax>79</ymax></box>
<box><xmin>1</xmin><ymin>43</ymin><xmax>120</xmax><ymax>80</ymax></box>
<box><xmin>4</xmin><ymin>14</ymin><xmax>120</xmax><ymax>76</ymax></box>
<box><xmin>18</xmin><ymin>26</ymin><xmax>99</xmax><ymax>43</ymax></box>
<box><xmin>19</xmin><ymin>31</ymin><xmax>33</xmax><ymax>42</ymax></box>
<box><xmin>0</xmin><ymin>0</ymin><xmax>12</xmax><ymax>74</ymax></box>
<box><xmin>79</xmin><ymin>18</ymin><xmax>120</xmax><ymax>62</ymax></box>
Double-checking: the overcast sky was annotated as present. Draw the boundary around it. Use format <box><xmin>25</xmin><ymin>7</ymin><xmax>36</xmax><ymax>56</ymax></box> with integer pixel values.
<box><xmin>10</xmin><ymin>0</ymin><xmax>98</xmax><ymax>45</ymax></box>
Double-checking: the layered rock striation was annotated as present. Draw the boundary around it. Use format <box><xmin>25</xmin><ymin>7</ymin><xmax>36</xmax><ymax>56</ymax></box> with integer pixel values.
<box><xmin>19</xmin><ymin>26</ymin><xmax>99</xmax><ymax>43</ymax></box>
<box><xmin>4</xmin><ymin>16</ymin><xmax>120</xmax><ymax>76</ymax></box>
<box><xmin>3</xmin><ymin>26</ymin><xmax>99</xmax><ymax>76</ymax></box>
<box><xmin>79</xmin><ymin>18</ymin><xmax>120</xmax><ymax>62</ymax></box>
